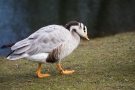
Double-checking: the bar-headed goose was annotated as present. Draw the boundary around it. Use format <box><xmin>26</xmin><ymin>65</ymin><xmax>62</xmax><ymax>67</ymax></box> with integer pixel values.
<box><xmin>5</xmin><ymin>21</ymin><xmax>89</xmax><ymax>78</ymax></box>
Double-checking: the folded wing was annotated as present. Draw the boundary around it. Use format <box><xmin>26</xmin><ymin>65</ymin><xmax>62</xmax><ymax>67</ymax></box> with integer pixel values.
<box><xmin>7</xmin><ymin>25</ymin><xmax>71</xmax><ymax>60</ymax></box>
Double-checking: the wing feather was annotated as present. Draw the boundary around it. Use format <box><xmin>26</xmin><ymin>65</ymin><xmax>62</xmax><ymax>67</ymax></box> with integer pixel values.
<box><xmin>8</xmin><ymin>25</ymin><xmax>71</xmax><ymax>59</ymax></box>
<box><xmin>13</xmin><ymin>45</ymin><xmax>31</xmax><ymax>54</ymax></box>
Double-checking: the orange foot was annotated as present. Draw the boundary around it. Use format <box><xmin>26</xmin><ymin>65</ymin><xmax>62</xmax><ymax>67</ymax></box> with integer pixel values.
<box><xmin>36</xmin><ymin>63</ymin><xmax>50</xmax><ymax>78</ymax></box>
<box><xmin>60</xmin><ymin>70</ymin><xmax>75</xmax><ymax>75</ymax></box>
<box><xmin>36</xmin><ymin>72</ymin><xmax>50</xmax><ymax>78</ymax></box>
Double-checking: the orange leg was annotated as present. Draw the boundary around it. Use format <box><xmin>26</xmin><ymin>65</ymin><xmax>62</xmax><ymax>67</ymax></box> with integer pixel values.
<box><xmin>57</xmin><ymin>63</ymin><xmax>75</xmax><ymax>75</ymax></box>
<box><xmin>36</xmin><ymin>63</ymin><xmax>50</xmax><ymax>78</ymax></box>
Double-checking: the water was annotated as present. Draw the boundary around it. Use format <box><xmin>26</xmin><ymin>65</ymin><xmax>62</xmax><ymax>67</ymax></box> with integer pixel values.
<box><xmin>0</xmin><ymin>1</ymin><xmax>29</xmax><ymax>55</ymax></box>
<box><xmin>0</xmin><ymin>0</ymin><xmax>135</xmax><ymax>56</ymax></box>
<box><xmin>0</xmin><ymin>0</ymin><xmax>60</xmax><ymax>55</ymax></box>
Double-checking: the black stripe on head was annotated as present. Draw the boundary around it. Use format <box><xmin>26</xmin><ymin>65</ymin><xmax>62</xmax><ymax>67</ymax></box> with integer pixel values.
<box><xmin>65</xmin><ymin>21</ymin><xmax>79</xmax><ymax>30</ymax></box>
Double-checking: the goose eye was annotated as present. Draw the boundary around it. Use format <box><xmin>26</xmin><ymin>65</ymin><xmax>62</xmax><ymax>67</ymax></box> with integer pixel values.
<box><xmin>83</xmin><ymin>27</ymin><xmax>85</xmax><ymax>30</ymax></box>
<box><xmin>83</xmin><ymin>27</ymin><xmax>86</xmax><ymax>32</ymax></box>
<box><xmin>73</xmin><ymin>29</ymin><xmax>76</xmax><ymax>32</ymax></box>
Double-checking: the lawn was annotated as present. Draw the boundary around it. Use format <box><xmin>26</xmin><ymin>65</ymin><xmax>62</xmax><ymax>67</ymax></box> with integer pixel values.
<box><xmin>0</xmin><ymin>32</ymin><xmax>135</xmax><ymax>90</ymax></box>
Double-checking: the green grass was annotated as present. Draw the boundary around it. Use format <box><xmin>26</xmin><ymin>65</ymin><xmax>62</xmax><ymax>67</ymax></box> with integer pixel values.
<box><xmin>0</xmin><ymin>32</ymin><xmax>135</xmax><ymax>90</ymax></box>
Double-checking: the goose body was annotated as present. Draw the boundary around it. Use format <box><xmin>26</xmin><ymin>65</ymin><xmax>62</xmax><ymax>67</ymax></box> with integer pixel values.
<box><xmin>7</xmin><ymin>25</ymin><xmax>80</xmax><ymax>63</ymax></box>
<box><xmin>3</xmin><ymin>21</ymin><xmax>89</xmax><ymax>78</ymax></box>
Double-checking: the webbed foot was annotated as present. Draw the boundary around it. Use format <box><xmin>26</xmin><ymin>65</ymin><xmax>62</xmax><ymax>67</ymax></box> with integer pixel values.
<box><xmin>60</xmin><ymin>70</ymin><xmax>75</xmax><ymax>75</ymax></box>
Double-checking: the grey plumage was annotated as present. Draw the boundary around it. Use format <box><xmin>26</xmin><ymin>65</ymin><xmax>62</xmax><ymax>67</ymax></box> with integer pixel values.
<box><xmin>3</xmin><ymin>21</ymin><xmax>90</xmax><ymax>78</ymax></box>
<box><xmin>7</xmin><ymin>21</ymin><xmax>88</xmax><ymax>64</ymax></box>
<box><xmin>7</xmin><ymin>25</ymin><xmax>73</xmax><ymax>61</ymax></box>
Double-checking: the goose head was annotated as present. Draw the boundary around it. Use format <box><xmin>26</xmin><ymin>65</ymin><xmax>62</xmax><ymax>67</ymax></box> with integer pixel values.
<box><xmin>65</xmin><ymin>21</ymin><xmax>89</xmax><ymax>40</ymax></box>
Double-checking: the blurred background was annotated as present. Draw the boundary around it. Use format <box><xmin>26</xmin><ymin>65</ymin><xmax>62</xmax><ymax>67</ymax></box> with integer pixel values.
<box><xmin>0</xmin><ymin>0</ymin><xmax>135</xmax><ymax>56</ymax></box>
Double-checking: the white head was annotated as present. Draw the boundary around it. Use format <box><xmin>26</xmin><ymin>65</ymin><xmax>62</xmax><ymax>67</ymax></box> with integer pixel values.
<box><xmin>65</xmin><ymin>21</ymin><xmax>89</xmax><ymax>40</ymax></box>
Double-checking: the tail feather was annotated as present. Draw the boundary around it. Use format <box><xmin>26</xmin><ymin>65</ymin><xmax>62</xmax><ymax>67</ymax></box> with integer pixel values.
<box><xmin>6</xmin><ymin>50</ymin><xmax>15</xmax><ymax>58</ymax></box>
<box><xmin>6</xmin><ymin>52</ymin><xmax>25</xmax><ymax>60</ymax></box>
<box><xmin>7</xmin><ymin>54</ymin><xmax>24</xmax><ymax>60</ymax></box>
<box><xmin>1</xmin><ymin>43</ymin><xmax>15</xmax><ymax>49</ymax></box>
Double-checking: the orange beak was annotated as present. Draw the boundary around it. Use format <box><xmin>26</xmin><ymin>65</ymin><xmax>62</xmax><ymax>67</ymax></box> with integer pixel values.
<box><xmin>84</xmin><ymin>35</ymin><xmax>89</xmax><ymax>40</ymax></box>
